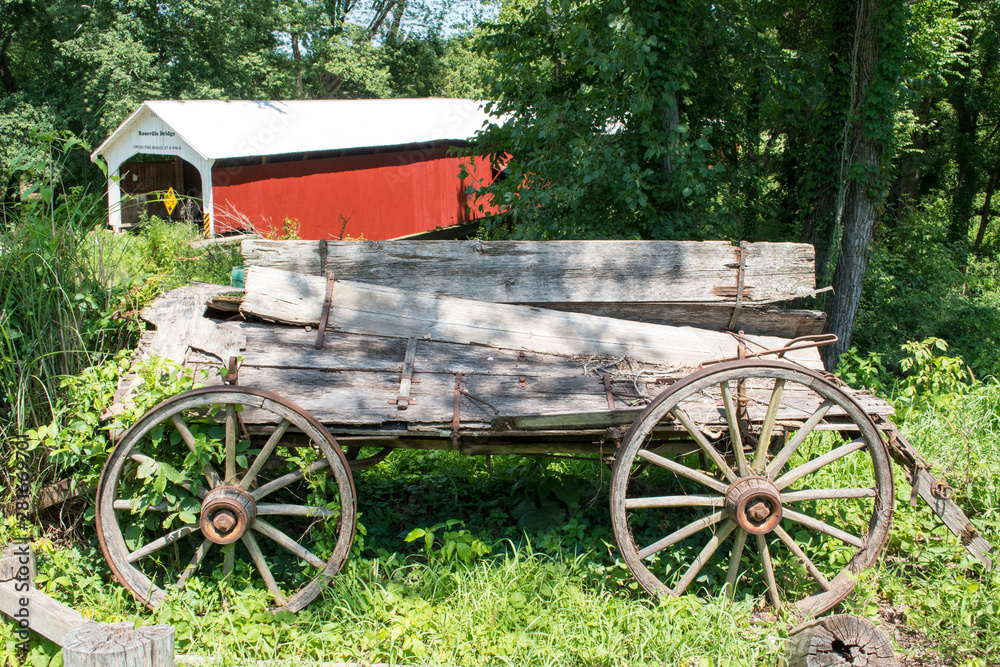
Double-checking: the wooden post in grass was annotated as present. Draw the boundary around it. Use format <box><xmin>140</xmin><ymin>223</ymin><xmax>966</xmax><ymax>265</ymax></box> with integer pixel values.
<box><xmin>786</xmin><ymin>614</ymin><xmax>897</xmax><ymax>667</ymax></box>
<box><xmin>62</xmin><ymin>623</ymin><xmax>174</xmax><ymax>667</ymax></box>
<box><xmin>1</xmin><ymin>544</ymin><xmax>35</xmax><ymax>585</ymax></box>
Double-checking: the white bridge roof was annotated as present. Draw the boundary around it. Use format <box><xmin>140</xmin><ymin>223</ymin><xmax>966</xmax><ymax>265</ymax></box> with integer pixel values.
<box><xmin>92</xmin><ymin>98</ymin><xmax>496</xmax><ymax>163</ymax></box>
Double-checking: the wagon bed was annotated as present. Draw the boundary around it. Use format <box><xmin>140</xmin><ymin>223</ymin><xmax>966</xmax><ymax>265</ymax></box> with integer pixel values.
<box><xmin>97</xmin><ymin>240</ymin><xmax>995</xmax><ymax>618</ymax></box>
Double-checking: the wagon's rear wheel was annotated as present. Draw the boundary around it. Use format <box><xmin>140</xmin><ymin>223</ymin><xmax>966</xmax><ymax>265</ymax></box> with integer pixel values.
<box><xmin>97</xmin><ymin>387</ymin><xmax>356</xmax><ymax>612</ymax></box>
<box><xmin>610</xmin><ymin>360</ymin><xmax>894</xmax><ymax>617</ymax></box>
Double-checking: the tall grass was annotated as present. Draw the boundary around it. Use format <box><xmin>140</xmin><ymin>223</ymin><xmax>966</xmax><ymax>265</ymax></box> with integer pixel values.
<box><xmin>0</xmin><ymin>133</ymin><xmax>129</xmax><ymax>436</ymax></box>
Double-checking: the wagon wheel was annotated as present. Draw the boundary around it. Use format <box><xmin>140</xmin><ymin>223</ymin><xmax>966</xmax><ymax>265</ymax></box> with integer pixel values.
<box><xmin>96</xmin><ymin>386</ymin><xmax>357</xmax><ymax>612</ymax></box>
<box><xmin>610</xmin><ymin>359</ymin><xmax>894</xmax><ymax>617</ymax></box>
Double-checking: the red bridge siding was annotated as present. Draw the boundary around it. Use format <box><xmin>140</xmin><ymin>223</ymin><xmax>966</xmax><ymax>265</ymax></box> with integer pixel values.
<box><xmin>211</xmin><ymin>146</ymin><xmax>495</xmax><ymax>240</ymax></box>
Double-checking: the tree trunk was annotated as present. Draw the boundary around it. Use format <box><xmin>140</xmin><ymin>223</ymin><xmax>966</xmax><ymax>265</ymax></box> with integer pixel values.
<box><xmin>974</xmin><ymin>165</ymin><xmax>999</xmax><ymax>252</ymax></box>
<box><xmin>798</xmin><ymin>1</ymin><xmax>854</xmax><ymax>285</ymax></box>
<box><xmin>823</xmin><ymin>0</ymin><xmax>895</xmax><ymax>370</ymax></box>
<box><xmin>802</xmin><ymin>192</ymin><xmax>836</xmax><ymax>284</ymax></box>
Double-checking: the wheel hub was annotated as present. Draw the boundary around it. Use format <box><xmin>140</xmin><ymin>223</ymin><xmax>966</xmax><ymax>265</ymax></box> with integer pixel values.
<box><xmin>200</xmin><ymin>486</ymin><xmax>256</xmax><ymax>545</ymax></box>
<box><xmin>726</xmin><ymin>476</ymin><xmax>782</xmax><ymax>534</ymax></box>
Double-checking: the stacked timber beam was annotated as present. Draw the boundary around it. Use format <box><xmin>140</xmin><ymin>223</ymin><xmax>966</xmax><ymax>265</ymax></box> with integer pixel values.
<box><xmin>238</xmin><ymin>265</ymin><xmax>826</xmax><ymax>370</ymax></box>
<box><xmin>242</xmin><ymin>239</ymin><xmax>827</xmax><ymax>337</ymax></box>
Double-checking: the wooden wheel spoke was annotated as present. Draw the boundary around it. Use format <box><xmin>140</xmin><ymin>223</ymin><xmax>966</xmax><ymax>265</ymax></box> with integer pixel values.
<box><xmin>670</xmin><ymin>407</ymin><xmax>738</xmax><ymax>483</ymax></box>
<box><xmin>752</xmin><ymin>379</ymin><xmax>785</xmax><ymax>469</ymax></box>
<box><xmin>113</xmin><ymin>500</ymin><xmax>171</xmax><ymax>512</ymax></box>
<box><xmin>225</xmin><ymin>404</ymin><xmax>237</xmax><ymax>484</ymax></box>
<box><xmin>766</xmin><ymin>400</ymin><xmax>834</xmax><ymax>476</ymax></box>
<box><xmin>239</xmin><ymin>418</ymin><xmax>291</xmax><ymax>491</ymax></box>
<box><xmin>674</xmin><ymin>520</ymin><xmax>737</xmax><ymax>596</ymax></box>
<box><xmin>223</xmin><ymin>544</ymin><xmax>236</xmax><ymax>579</ymax></box>
<box><xmin>636</xmin><ymin>448</ymin><xmax>729</xmax><ymax>495</ymax></box>
<box><xmin>783</xmin><ymin>508</ymin><xmax>864</xmax><ymax>548</ymax></box>
<box><xmin>773</xmin><ymin>525</ymin><xmax>831</xmax><ymax>591</ymax></box>
<box><xmin>625</xmin><ymin>495</ymin><xmax>724</xmax><ymax>510</ymax></box>
<box><xmin>242</xmin><ymin>531</ymin><xmax>286</xmax><ymax>605</ymax></box>
<box><xmin>720</xmin><ymin>381</ymin><xmax>749</xmax><ymax>476</ymax></box>
<box><xmin>725</xmin><ymin>527</ymin><xmax>748</xmax><ymax>597</ymax></box>
<box><xmin>256</xmin><ymin>503</ymin><xmax>339</xmax><ymax>518</ymax></box>
<box><xmin>781</xmin><ymin>488</ymin><xmax>876</xmax><ymax>503</ymax></box>
<box><xmin>756</xmin><ymin>533</ymin><xmax>781</xmax><ymax>607</ymax></box>
<box><xmin>637</xmin><ymin>511</ymin><xmax>724</xmax><ymax>560</ymax></box>
<box><xmin>775</xmin><ymin>438</ymin><xmax>867</xmax><ymax>490</ymax></box>
<box><xmin>177</xmin><ymin>538</ymin><xmax>212</xmax><ymax>588</ymax></box>
<box><xmin>127</xmin><ymin>526</ymin><xmax>197</xmax><ymax>563</ymax></box>
<box><xmin>251</xmin><ymin>458</ymin><xmax>331</xmax><ymax>500</ymax></box>
<box><xmin>253</xmin><ymin>519</ymin><xmax>326</xmax><ymax>569</ymax></box>
<box><xmin>170</xmin><ymin>415</ymin><xmax>223</xmax><ymax>488</ymax></box>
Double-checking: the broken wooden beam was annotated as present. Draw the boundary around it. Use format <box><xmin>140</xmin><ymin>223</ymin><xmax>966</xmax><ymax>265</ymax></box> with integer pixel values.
<box><xmin>240</xmin><ymin>266</ymin><xmax>825</xmax><ymax>370</ymax></box>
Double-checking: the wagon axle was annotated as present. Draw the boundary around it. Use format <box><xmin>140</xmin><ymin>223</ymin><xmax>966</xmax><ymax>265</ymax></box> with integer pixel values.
<box><xmin>200</xmin><ymin>486</ymin><xmax>256</xmax><ymax>545</ymax></box>
<box><xmin>725</xmin><ymin>476</ymin><xmax>782</xmax><ymax>535</ymax></box>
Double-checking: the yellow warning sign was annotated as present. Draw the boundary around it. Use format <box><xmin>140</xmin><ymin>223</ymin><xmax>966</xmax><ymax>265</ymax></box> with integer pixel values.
<box><xmin>163</xmin><ymin>187</ymin><xmax>178</xmax><ymax>216</ymax></box>
<box><xmin>203</xmin><ymin>212</ymin><xmax>210</xmax><ymax>230</ymax></box>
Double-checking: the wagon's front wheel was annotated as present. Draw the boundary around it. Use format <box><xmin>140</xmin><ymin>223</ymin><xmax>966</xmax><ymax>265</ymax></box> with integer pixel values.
<box><xmin>97</xmin><ymin>387</ymin><xmax>357</xmax><ymax>612</ymax></box>
<box><xmin>610</xmin><ymin>360</ymin><xmax>894</xmax><ymax>617</ymax></box>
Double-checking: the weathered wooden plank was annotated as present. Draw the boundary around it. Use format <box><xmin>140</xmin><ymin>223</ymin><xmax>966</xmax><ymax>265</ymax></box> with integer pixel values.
<box><xmin>211</xmin><ymin>293</ymin><xmax>827</xmax><ymax>336</ymax></box>
<box><xmin>242</xmin><ymin>239</ymin><xmax>816</xmax><ymax>304</ymax></box>
<box><xmin>188</xmin><ymin>323</ymin><xmax>653</xmax><ymax>379</ymax></box>
<box><xmin>240</xmin><ymin>267</ymin><xmax>825</xmax><ymax>370</ymax></box>
<box><xmin>525</xmin><ymin>302</ymin><xmax>826</xmax><ymax>337</ymax></box>
<box><xmin>140</xmin><ymin>282</ymin><xmax>245</xmax><ymax>364</ymax></box>
<box><xmin>913</xmin><ymin>467</ymin><xmax>996</xmax><ymax>570</ymax></box>
<box><xmin>206</xmin><ymin>363</ymin><xmax>889</xmax><ymax>435</ymax></box>
<box><xmin>0</xmin><ymin>580</ymin><xmax>89</xmax><ymax>645</ymax></box>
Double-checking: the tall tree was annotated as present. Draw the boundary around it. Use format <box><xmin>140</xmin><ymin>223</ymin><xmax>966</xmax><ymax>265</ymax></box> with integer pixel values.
<box><xmin>822</xmin><ymin>0</ymin><xmax>910</xmax><ymax>368</ymax></box>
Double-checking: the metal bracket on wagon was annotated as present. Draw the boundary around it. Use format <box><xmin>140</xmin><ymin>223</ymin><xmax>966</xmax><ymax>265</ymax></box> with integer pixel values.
<box><xmin>699</xmin><ymin>333</ymin><xmax>839</xmax><ymax>368</ymax></box>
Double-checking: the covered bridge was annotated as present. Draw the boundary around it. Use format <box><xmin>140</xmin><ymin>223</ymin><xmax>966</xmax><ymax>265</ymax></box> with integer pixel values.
<box><xmin>90</xmin><ymin>99</ymin><xmax>501</xmax><ymax>240</ymax></box>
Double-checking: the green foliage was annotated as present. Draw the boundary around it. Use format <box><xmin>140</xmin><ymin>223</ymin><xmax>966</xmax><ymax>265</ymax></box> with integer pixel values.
<box><xmin>23</xmin><ymin>355</ymin><xmax>207</xmax><ymax>513</ymax></box>
<box><xmin>404</xmin><ymin>519</ymin><xmax>492</xmax><ymax>565</ymax></box>
<box><xmin>0</xmin><ymin>133</ymin><xmax>243</xmax><ymax>525</ymax></box>
<box><xmin>834</xmin><ymin>347</ymin><xmax>889</xmax><ymax>395</ymax></box>
<box><xmin>855</xmin><ymin>190</ymin><xmax>1000</xmax><ymax>379</ymax></box>
<box><xmin>896</xmin><ymin>337</ymin><xmax>972</xmax><ymax>413</ymax></box>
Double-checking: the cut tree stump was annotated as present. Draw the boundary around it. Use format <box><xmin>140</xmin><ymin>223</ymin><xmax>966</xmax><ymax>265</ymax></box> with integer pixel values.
<box><xmin>786</xmin><ymin>614</ymin><xmax>897</xmax><ymax>667</ymax></box>
<box><xmin>62</xmin><ymin>623</ymin><xmax>174</xmax><ymax>667</ymax></box>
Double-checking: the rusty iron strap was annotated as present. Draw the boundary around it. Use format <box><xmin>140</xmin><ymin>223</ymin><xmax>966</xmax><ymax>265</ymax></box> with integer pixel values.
<box><xmin>314</xmin><ymin>271</ymin><xmax>336</xmax><ymax>350</ymax></box>
<box><xmin>602</xmin><ymin>374</ymin><xmax>615</xmax><ymax>410</ymax></box>
<box><xmin>700</xmin><ymin>333</ymin><xmax>839</xmax><ymax>368</ymax></box>
<box><xmin>223</xmin><ymin>356</ymin><xmax>239</xmax><ymax>385</ymax></box>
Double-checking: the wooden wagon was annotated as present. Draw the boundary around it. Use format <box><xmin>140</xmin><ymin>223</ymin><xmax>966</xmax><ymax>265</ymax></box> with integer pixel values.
<box><xmin>96</xmin><ymin>240</ymin><xmax>995</xmax><ymax>619</ymax></box>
